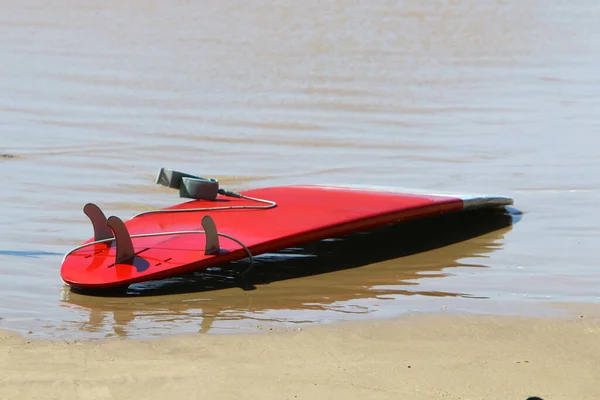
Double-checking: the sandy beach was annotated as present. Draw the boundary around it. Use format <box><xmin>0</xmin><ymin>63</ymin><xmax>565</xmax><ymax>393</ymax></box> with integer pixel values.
<box><xmin>2</xmin><ymin>307</ymin><xmax>599</xmax><ymax>400</ymax></box>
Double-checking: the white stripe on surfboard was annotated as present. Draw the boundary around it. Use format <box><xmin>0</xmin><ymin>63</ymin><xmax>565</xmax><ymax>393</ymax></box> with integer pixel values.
<box><xmin>294</xmin><ymin>184</ymin><xmax>514</xmax><ymax>210</ymax></box>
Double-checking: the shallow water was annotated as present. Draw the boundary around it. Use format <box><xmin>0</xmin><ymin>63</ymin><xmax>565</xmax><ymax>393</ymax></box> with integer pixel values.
<box><xmin>1</xmin><ymin>0</ymin><xmax>599</xmax><ymax>340</ymax></box>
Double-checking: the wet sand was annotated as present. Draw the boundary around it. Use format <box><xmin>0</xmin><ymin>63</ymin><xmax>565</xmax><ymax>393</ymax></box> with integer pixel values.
<box><xmin>2</xmin><ymin>308</ymin><xmax>599</xmax><ymax>400</ymax></box>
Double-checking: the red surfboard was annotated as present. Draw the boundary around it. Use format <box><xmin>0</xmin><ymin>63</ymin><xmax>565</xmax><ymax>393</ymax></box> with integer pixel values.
<box><xmin>60</xmin><ymin>171</ymin><xmax>513</xmax><ymax>290</ymax></box>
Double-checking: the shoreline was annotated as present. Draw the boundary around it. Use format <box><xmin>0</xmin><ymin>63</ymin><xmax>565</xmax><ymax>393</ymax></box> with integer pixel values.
<box><xmin>4</xmin><ymin>293</ymin><xmax>598</xmax><ymax>342</ymax></box>
<box><xmin>2</xmin><ymin>307</ymin><xmax>599</xmax><ymax>399</ymax></box>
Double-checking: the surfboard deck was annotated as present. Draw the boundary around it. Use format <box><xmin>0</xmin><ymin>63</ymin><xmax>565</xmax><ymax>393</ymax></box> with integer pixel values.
<box><xmin>60</xmin><ymin>185</ymin><xmax>513</xmax><ymax>289</ymax></box>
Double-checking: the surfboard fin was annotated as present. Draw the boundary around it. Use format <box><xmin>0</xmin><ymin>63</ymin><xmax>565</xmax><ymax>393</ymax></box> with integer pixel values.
<box><xmin>83</xmin><ymin>203</ymin><xmax>112</xmax><ymax>242</ymax></box>
<box><xmin>201</xmin><ymin>215</ymin><xmax>220</xmax><ymax>255</ymax></box>
<box><xmin>106</xmin><ymin>216</ymin><xmax>135</xmax><ymax>264</ymax></box>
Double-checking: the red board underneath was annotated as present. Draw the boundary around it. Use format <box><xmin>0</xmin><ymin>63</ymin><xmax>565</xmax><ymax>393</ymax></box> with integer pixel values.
<box><xmin>60</xmin><ymin>185</ymin><xmax>503</xmax><ymax>289</ymax></box>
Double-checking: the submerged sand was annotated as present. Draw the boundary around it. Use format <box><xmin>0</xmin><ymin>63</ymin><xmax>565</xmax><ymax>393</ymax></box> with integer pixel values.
<box><xmin>1</xmin><ymin>309</ymin><xmax>599</xmax><ymax>400</ymax></box>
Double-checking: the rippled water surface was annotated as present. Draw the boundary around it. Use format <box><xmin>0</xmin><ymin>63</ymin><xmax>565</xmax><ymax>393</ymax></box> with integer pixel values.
<box><xmin>1</xmin><ymin>0</ymin><xmax>599</xmax><ymax>340</ymax></box>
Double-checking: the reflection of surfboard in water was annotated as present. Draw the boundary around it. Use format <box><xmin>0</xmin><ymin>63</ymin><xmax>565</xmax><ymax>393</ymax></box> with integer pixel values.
<box><xmin>60</xmin><ymin>168</ymin><xmax>513</xmax><ymax>291</ymax></box>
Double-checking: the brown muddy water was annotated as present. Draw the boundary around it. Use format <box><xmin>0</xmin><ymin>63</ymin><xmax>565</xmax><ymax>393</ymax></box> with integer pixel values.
<box><xmin>1</xmin><ymin>1</ymin><xmax>599</xmax><ymax>340</ymax></box>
